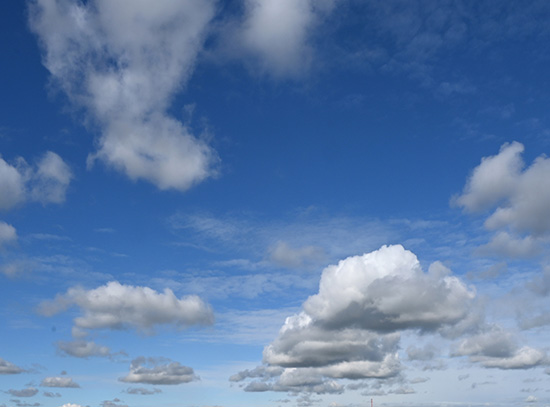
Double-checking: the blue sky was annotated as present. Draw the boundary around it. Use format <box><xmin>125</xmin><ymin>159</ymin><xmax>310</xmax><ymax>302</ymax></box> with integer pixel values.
<box><xmin>1</xmin><ymin>1</ymin><xmax>550</xmax><ymax>407</ymax></box>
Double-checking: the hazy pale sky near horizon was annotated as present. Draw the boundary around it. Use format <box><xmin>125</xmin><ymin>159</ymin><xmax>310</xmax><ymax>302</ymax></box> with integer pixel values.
<box><xmin>1</xmin><ymin>1</ymin><xmax>550</xmax><ymax>407</ymax></box>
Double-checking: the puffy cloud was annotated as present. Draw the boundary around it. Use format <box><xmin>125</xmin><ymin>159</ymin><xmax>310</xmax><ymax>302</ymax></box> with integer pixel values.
<box><xmin>454</xmin><ymin>142</ymin><xmax>524</xmax><ymax>213</ymax></box>
<box><xmin>233</xmin><ymin>245</ymin><xmax>476</xmax><ymax>393</ymax></box>
<box><xmin>0</xmin><ymin>152</ymin><xmax>72</xmax><ymax>210</ymax></box>
<box><xmin>0</xmin><ymin>221</ymin><xmax>17</xmax><ymax>248</ymax></box>
<box><xmin>29</xmin><ymin>0</ymin><xmax>218</xmax><ymax>191</ymax></box>
<box><xmin>300</xmin><ymin>245</ymin><xmax>474</xmax><ymax>332</ymax></box>
<box><xmin>0</xmin><ymin>357</ymin><xmax>24</xmax><ymax>374</ymax></box>
<box><xmin>41</xmin><ymin>376</ymin><xmax>80</xmax><ymax>388</ymax></box>
<box><xmin>38</xmin><ymin>281</ymin><xmax>214</xmax><ymax>334</ymax></box>
<box><xmin>235</xmin><ymin>0</ymin><xmax>337</xmax><ymax>77</ymax></box>
<box><xmin>451</xmin><ymin>326</ymin><xmax>548</xmax><ymax>369</ymax></box>
<box><xmin>119</xmin><ymin>357</ymin><xmax>198</xmax><ymax>385</ymax></box>
<box><xmin>56</xmin><ymin>340</ymin><xmax>111</xmax><ymax>358</ymax></box>
<box><xmin>0</xmin><ymin>157</ymin><xmax>25</xmax><ymax>209</ymax></box>
<box><xmin>6</xmin><ymin>388</ymin><xmax>38</xmax><ymax>397</ymax></box>
<box><xmin>455</xmin><ymin>142</ymin><xmax>550</xmax><ymax>239</ymax></box>
<box><xmin>59</xmin><ymin>404</ymin><xmax>84</xmax><ymax>407</ymax></box>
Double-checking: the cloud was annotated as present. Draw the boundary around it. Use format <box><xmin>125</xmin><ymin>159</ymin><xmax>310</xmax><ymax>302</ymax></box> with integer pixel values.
<box><xmin>41</xmin><ymin>376</ymin><xmax>80</xmax><ymax>388</ymax></box>
<box><xmin>451</xmin><ymin>326</ymin><xmax>548</xmax><ymax>369</ymax></box>
<box><xmin>233</xmin><ymin>245</ymin><xmax>476</xmax><ymax>393</ymax></box>
<box><xmin>124</xmin><ymin>387</ymin><xmax>162</xmax><ymax>395</ymax></box>
<box><xmin>43</xmin><ymin>392</ymin><xmax>61</xmax><ymax>398</ymax></box>
<box><xmin>0</xmin><ymin>152</ymin><xmax>72</xmax><ymax>210</ymax></box>
<box><xmin>268</xmin><ymin>241</ymin><xmax>326</xmax><ymax>269</ymax></box>
<box><xmin>455</xmin><ymin>142</ymin><xmax>550</xmax><ymax>237</ymax></box>
<box><xmin>38</xmin><ymin>281</ymin><xmax>214</xmax><ymax>334</ymax></box>
<box><xmin>475</xmin><ymin>231</ymin><xmax>541</xmax><ymax>258</ymax></box>
<box><xmin>232</xmin><ymin>0</ymin><xmax>338</xmax><ymax>78</ymax></box>
<box><xmin>0</xmin><ymin>357</ymin><xmax>24</xmax><ymax>374</ymax></box>
<box><xmin>29</xmin><ymin>0</ymin><xmax>218</xmax><ymax>191</ymax></box>
<box><xmin>56</xmin><ymin>340</ymin><xmax>111</xmax><ymax>358</ymax></box>
<box><xmin>59</xmin><ymin>404</ymin><xmax>84</xmax><ymax>407</ymax></box>
<box><xmin>119</xmin><ymin>357</ymin><xmax>198</xmax><ymax>385</ymax></box>
<box><xmin>6</xmin><ymin>388</ymin><xmax>38</xmax><ymax>398</ymax></box>
<box><xmin>0</xmin><ymin>221</ymin><xmax>17</xmax><ymax>248</ymax></box>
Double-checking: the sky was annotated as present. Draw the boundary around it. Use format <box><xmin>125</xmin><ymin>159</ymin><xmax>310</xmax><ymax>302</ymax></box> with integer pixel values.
<box><xmin>1</xmin><ymin>1</ymin><xmax>550</xmax><ymax>407</ymax></box>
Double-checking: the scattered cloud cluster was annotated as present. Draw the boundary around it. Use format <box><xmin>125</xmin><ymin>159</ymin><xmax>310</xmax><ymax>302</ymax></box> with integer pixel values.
<box><xmin>29</xmin><ymin>0</ymin><xmax>218</xmax><ymax>191</ymax></box>
<box><xmin>38</xmin><ymin>281</ymin><xmax>214</xmax><ymax>335</ymax></box>
<box><xmin>0</xmin><ymin>152</ymin><xmax>72</xmax><ymax>210</ymax></box>
<box><xmin>120</xmin><ymin>357</ymin><xmax>198</xmax><ymax>385</ymax></box>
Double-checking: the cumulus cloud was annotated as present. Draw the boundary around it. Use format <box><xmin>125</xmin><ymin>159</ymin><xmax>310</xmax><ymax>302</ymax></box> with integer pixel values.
<box><xmin>233</xmin><ymin>245</ymin><xmax>476</xmax><ymax>393</ymax></box>
<box><xmin>451</xmin><ymin>326</ymin><xmax>548</xmax><ymax>369</ymax></box>
<box><xmin>0</xmin><ymin>357</ymin><xmax>24</xmax><ymax>374</ymax></box>
<box><xmin>38</xmin><ymin>281</ymin><xmax>214</xmax><ymax>334</ymax></box>
<box><xmin>41</xmin><ymin>376</ymin><xmax>80</xmax><ymax>388</ymax></box>
<box><xmin>0</xmin><ymin>152</ymin><xmax>72</xmax><ymax>210</ymax></box>
<box><xmin>6</xmin><ymin>388</ymin><xmax>38</xmax><ymax>398</ymax></box>
<box><xmin>119</xmin><ymin>357</ymin><xmax>198</xmax><ymax>385</ymax></box>
<box><xmin>56</xmin><ymin>340</ymin><xmax>111</xmax><ymax>358</ymax></box>
<box><xmin>455</xmin><ymin>142</ymin><xmax>550</xmax><ymax>260</ymax></box>
<box><xmin>233</xmin><ymin>0</ymin><xmax>338</xmax><ymax>77</ymax></box>
<box><xmin>0</xmin><ymin>221</ymin><xmax>17</xmax><ymax>248</ymax></box>
<box><xmin>29</xmin><ymin>0</ymin><xmax>218</xmax><ymax>191</ymax></box>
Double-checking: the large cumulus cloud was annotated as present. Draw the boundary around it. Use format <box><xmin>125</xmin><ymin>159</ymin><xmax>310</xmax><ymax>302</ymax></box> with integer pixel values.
<box><xmin>233</xmin><ymin>245</ymin><xmax>477</xmax><ymax>393</ymax></box>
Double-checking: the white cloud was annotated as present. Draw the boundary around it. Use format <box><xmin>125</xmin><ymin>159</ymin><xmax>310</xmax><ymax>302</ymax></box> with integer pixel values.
<box><xmin>120</xmin><ymin>357</ymin><xmax>198</xmax><ymax>385</ymax></box>
<box><xmin>456</xmin><ymin>142</ymin><xmax>550</xmax><ymax>235</ymax></box>
<box><xmin>29</xmin><ymin>0</ymin><xmax>218</xmax><ymax>191</ymax></box>
<box><xmin>29</xmin><ymin>151</ymin><xmax>73</xmax><ymax>204</ymax></box>
<box><xmin>217</xmin><ymin>0</ymin><xmax>337</xmax><ymax>78</ymax></box>
<box><xmin>38</xmin><ymin>281</ymin><xmax>214</xmax><ymax>334</ymax></box>
<box><xmin>0</xmin><ymin>357</ymin><xmax>24</xmax><ymax>374</ymax></box>
<box><xmin>300</xmin><ymin>245</ymin><xmax>474</xmax><ymax>332</ymax></box>
<box><xmin>454</xmin><ymin>141</ymin><xmax>524</xmax><ymax>213</ymax></box>
<box><xmin>56</xmin><ymin>340</ymin><xmax>111</xmax><ymax>358</ymax></box>
<box><xmin>0</xmin><ymin>152</ymin><xmax>71</xmax><ymax>210</ymax></box>
<box><xmin>0</xmin><ymin>221</ymin><xmax>17</xmax><ymax>248</ymax></box>
<box><xmin>0</xmin><ymin>157</ymin><xmax>25</xmax><ymax>209</ymax></box>
<box><xmin>233</xmin><ymin>245</ymin><xmax>476</xmax><ymax>393</ymax></box>
<box><xmin>59</xmin><ymin>404</ymin><xmax>83</xmax><ymax>407</ymax></box>
<box><xmin>451</xmin><ymin>326</ymin><xmax>548</xmax><ymax>369</ymax></box>
<box><xmin>41</xmin><ymin>377</ymin><xmax>80</xmax><ymax>388</ymax></box>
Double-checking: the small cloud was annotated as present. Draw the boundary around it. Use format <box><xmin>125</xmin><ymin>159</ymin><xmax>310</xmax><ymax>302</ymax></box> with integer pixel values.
<box><xmin>6</xmin><ymin>388</ymin><xmax>38</xmax><ymax>397</ymax></box>
<box><xmin>41</xmin><ymin>376</ymin><xmax>80</xmax><ymax>388</ymax></box>
<box><xmin>0</xmin><ymin>357</ymin><xmax>25</xmax><ymax>374</ymax></box>
<box><xmin>119</xmin><ymin>357</ymin><xmax>199</xmax><ymax>385</ymax></box>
